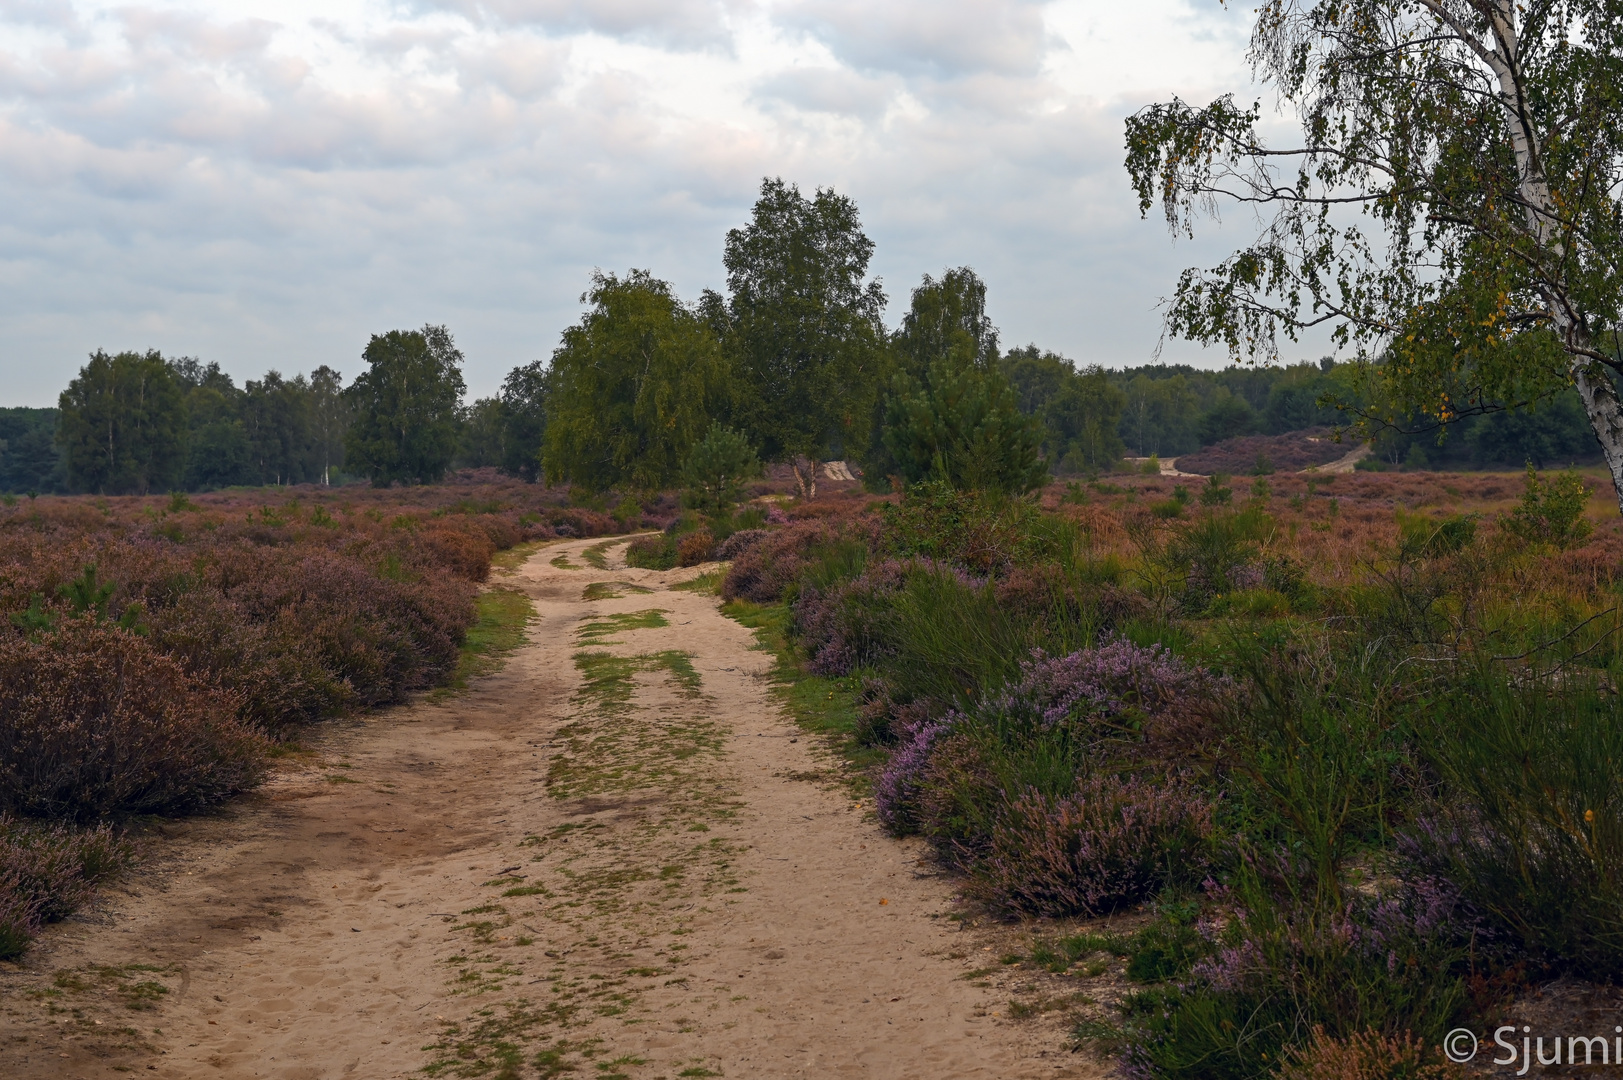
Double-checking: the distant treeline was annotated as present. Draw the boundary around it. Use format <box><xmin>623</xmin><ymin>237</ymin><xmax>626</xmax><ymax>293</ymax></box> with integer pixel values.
<box><xmin>6</xmin><ymin>178</ymin><xmax>1601</xmax><ymax>495</ymax></box>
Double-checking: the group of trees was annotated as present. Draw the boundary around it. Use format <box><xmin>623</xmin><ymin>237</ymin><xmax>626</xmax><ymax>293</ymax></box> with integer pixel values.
<box><xmin>536</xmin><ymin>181</ymin><xmax>1133</xmax><ymax>497</ymax></box>
<box><xmin>532</xmin><ymin>178</ymin><xmax>1600</xmax><ymax>497</ymax></box>
<box><xmin>15</xmin><ymin>146</ymin><xmax>1611</xmax><ymax>497</ymax></box>
<box><xmin>29</xmin><ymin>329</ymin><xmax>507</xmax><ymax>495</ymax></box>
<box><xmin>42</xmin><ymin>352</ymin><xmax>352</xmax><ymax>494</ymax></box>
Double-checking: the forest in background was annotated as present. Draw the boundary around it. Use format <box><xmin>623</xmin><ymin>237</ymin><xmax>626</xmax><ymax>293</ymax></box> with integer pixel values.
<box><xmin>1</xmin><ymin>179</ymin><xmax>1603</xmax><ymax>498</ymax></box>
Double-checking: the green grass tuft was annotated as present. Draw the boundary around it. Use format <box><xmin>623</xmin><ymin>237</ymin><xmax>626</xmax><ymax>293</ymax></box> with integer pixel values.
<box><xmin>582</xmin><ymin>581</ymin><xmax>653</xmax><ymax>601</ymax></box>
<box><xmin>581</xmin><ymin>539</ymin><xmax>620</xmax><ymax>569</ymax></box>
<box><xmin>441</xmin><ymin>587</ymin><xmax>534</xmax><ymax>693</ymax></box>
<box><xmin>575</xmin><ymin>608</ymin><xmax>670</xmax><ymax>644</ymax></box>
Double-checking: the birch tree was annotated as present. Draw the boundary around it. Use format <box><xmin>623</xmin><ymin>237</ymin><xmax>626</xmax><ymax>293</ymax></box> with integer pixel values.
<box><xmin>1126</xmin><ymin>0</ymin><xmax>1623</xmax><ymax>509</ymax></box>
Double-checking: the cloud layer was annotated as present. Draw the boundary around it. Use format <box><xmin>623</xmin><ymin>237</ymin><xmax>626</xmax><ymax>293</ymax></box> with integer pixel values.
<box><xmin>0</xmin><ymin>0</ymin><xmax>1265</xmax><ymax>405</ymax></box>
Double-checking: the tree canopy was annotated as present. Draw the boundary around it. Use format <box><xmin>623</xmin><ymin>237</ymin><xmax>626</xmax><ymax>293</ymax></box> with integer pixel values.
<box><xmin>884</xmin><ymin>356</ymin><xmax>1048</xmax><ymax>495</ymax></box>
<box><xmin>543</xmin><ymin>271</ymin><xmax>729</xmax><ymax>492</ymax></box>
<box><xmin>56</xmin><ymin>350</ymin><xmax>187</xmax><ymax>494</ymax></box>
<box><xmin>345</xmin><ymin>325</ymin><xmax>466</xmax><ymax>486</ymax></box>
<box><xmin>723</xmin><ymin>177</ymin><xmax>887</xmax><ymax>496</ymax></box>
<box><xmin>1126</xmin><ymin>0</ymin><xmax>1623</xmax><ymax>510</ymax></box>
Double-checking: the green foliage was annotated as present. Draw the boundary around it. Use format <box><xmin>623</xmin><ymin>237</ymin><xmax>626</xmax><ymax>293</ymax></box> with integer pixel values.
<box><xmin>998</xmin><ymin>347</ymin><xmax>1127</xmax><ymax>472</ymax></box>
<box><xmin>1045</xmin><ymin>364</ymin><xmax>1127</xmax><ymax>473</ymax></box>
<box><xmin>344</xmin><ymin>325</ymin><xmax>467</xmax><ymax>486</ymax></box>
<box><xmin>1414</xmin><ymin>664</ymin><xmax>1623</xmax><ymax>980</ymax></box>
<box><xmin>1196</xmin><ymin>392</ymin><xmax>1258</xmax><ymax>446</ymax></box>
<box><xmin>883</xmin><ymin>358</ymin><xmax>1048</xmax><ymax>494</ymax></box>
<box><xmin>722</xmin><ymin>177</ymin><xmax>887</xmax><ymax>490</ymax></box>
<box><xmin>1503</xmin><ymin>464</ymin><xmax>1594</xmax><ymax>548</ymax></box>
<box><xmin>1395</xmin><ymin>509</ymin><xmax>1478</xmax><ymax>559</ymax></box>
<box><xmin>624</xmin><ymin>533</ymin><xmax>679</xmax><ymax>571</ymax></box>
<box><xmin>56</xmin><ymin>350</ymin><xmax>188</xmax><ymax>494</ymax></box>
<box><xmin>0</xmin><ymin>408</ymin><xmax>65</xmax><ymax>494</ymax></box>
<box><xmin>1125</xmin><ymin>0</ymin><xmax>1623</xmax><ymax>510</ymax></box>
<box><xmin>543</xmin><ymin>270</ymin><xmax>728</xmax><ymax>492</ymax></box>
<box><xmin>684</xmin><ymin>423</ymin><xmax>762</xmax><ymax>513</ymax></box>
<box><xmin>456</xmin><ymin>396</ymin><xmax>507</xmax><ymax>470</ymax></box>
<box><xmin>882</xmin><ymin>480</ymin><xmax>1037</xmax><ymax>574</ymax></box>
<box><xmin>892</xmin><ymin>267</ymin><xmax>1000</xmax><ymax>379</ymax></box>
<box><xmin>1118</xmin><ymin>372</ymin><xmax>1201</xmax><ymax>457</ymax></box>
<box><xmin>8</xmin><ymin>594</ymin><xmax>55</xmax><ymax>638</ymax></box>
<box><xmin>498</xmin><ymin>359</ymin><xmax>549</xmax><ymax>482</ymax></box>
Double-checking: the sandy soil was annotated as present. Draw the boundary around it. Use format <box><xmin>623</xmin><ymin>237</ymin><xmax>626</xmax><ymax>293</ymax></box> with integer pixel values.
<box><xmin>0</xmin><ymin>536</ymin><xmax>1108</xmax><ymax>1080</ymax></box>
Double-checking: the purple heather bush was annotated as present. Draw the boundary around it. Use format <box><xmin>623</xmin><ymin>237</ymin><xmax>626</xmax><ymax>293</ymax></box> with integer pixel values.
<box><xmin>971</xmin><ymin>776</ymin><xmax>1216</xmax><ymax>917</ymax></box>
<box><xmin>874</xmin><ymin>713</ymin><xmax>955</xmax><ymax>833</ymax></box>
<box><xmin>992</xmin><ymin>635</ymin><xmax>1218</xmax><ymax>731</ymax></box>
<box><xmin>791</xmin><ymin>558</ymin><xmax>910</xmax><ymax>675</ymax></box>
<box><xmin>0</xmin><ymin>816</ymin><xmax>133</xmax><ymax>959</ymax></box>
<box><xmin>875</xmin><ymin>637</ymin><xmax>1223</xmax><ymax>916</ymax></box>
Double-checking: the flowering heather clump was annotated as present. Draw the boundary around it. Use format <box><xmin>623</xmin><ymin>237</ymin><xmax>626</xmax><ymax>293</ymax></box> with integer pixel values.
<box><xmin>721</xmin><ymin>518</ymin><xmax>878</xmax><ymax>603</ymax></box>
<box><xmin>0</xmin><ymin>620</ymin><xmax>267</xmax><ymax>820</ymax></box>
<box><xmin>791</xmin><ymin>558</ymin><xmax>909</xmax><ymax>675</ymax></box>
<box><xmin>873</xmin><ymin>637</ymin><xmax>1225</xmax><ymax>920</ymax></box>
<box><xmin>715</xmin><ymin>528</ymin><xmax>768</xmax><ymax>560</ymax></box>
<box><xmin>999</xmin><ymin>636</ymin><xmax>1217</xmax><ymax>729</ymax></box>
<box><xmin>874</xmin><ymin>714</ymin><xmax>955</xmax><ymax>833</ymax></box>
<box><xmin>0</xmin><ymin>816</ymin><xmax>137</xmax><ymax>958</ymax></box>
<box><xmin>971</xmin><ymin>776</ymin><xmax>1215</xmax><ymax>917</ymax></box>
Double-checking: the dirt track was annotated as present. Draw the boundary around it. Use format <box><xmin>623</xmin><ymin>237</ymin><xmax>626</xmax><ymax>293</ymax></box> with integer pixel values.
<box><xmin>0</xmin><ymin>537</ymin><xmax>1102</xmax><ymax>1079</ymax></box>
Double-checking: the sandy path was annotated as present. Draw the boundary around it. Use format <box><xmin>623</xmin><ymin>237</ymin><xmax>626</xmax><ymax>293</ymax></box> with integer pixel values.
<box><xmin>0</xmin><ymin>537</ymin><xmax>1101</xmax><ymax>1080</ymax></box>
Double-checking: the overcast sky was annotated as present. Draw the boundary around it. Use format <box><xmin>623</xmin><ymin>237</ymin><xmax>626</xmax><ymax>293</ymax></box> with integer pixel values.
<box><xmin>0</xmin><ymin>0</ymin><xmax>1299</xmax><ymax>406</ymax></box>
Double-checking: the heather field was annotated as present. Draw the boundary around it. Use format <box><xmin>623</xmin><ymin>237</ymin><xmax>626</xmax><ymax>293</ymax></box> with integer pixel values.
<box><xmin>5</xmin><ymin>464</ymin><xmax>1623</xmax><ymax>1079</ymax></box>
<box><xmin>710</xmin><ymin>464</ymin><xmax>1623</xmax><ymax>1078</ymax></box>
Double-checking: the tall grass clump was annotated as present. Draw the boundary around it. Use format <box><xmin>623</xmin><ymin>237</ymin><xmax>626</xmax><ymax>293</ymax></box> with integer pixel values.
<box><xmin>1406</xmin><ymin>662</ymin><xmax>1623</xmax><ymax>980</ymax></box>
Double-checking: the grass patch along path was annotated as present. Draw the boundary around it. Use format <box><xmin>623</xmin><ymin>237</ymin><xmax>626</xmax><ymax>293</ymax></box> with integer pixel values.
<box><xmin>0</xmin><ymin>535</ymin><xmax>1088</xmax><ymax>1080</ymax></box>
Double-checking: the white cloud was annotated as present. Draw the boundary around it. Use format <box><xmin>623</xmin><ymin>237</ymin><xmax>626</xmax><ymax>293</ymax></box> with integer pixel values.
<box><xmin>0</xmin><ymin>0</ymin><xmax>1280</xmax><ymax>405</ymax></box>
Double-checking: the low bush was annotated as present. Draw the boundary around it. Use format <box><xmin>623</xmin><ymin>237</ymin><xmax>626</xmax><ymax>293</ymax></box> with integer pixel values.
<box><xmin>677</xmin><ymin>529</ymin><xmax>717</xmax><ymax>566</ymax></box>
<box><xmin>0</xmin><ymin>816</ymin><xmax>134</xmax><ymax>958</ymax></box>
<box><xmin>0</xmin><ymin>620</ymin><xmax>267</xmax><ymax>820</ymax></box>
<box><xmin>971</xmin><ymin>776</ymin><xmax>1215</xmax><ymax>917</ymax></box>
<box><xmin>876</xmin><ymin>639</ymin><xmax>1222</xmax><ymax>917</ymax></box>
<box><xmin>792</xmin><ymin>559</ymin><xmax>907</xmax><ymax>675</ymax></box>
<box><xmin>722</xmin><ymin>519</ymin><xmax>876</xmax><ymax>603</ymax></box>
<box><xmin>625</xmin><ymin>532</ymin><xmax>678</xmax><ymax>570</ymax></box>
<box><xmin>716</xmin><ymin>528</ymin><xmax>767</xmax><ymax>560</ymax></box>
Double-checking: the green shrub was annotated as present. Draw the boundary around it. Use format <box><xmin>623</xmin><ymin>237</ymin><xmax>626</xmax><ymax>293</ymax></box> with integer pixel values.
<box><xmin>683</xmin><ymin>423</ymin><xmax>762</xmax><ymax>514</ymax></box>
<box><xmin>1502</xmin><ymin>464</ymin><xmax>1593</xmax><ymax>549</ymax></box>
<box><xmin>882</xmin><ymin>480</ymin><xmax>1041</xmax><ymax>575</ymax></box>
<box><xmin>625</xmin><ymin>533</ymin><xmax>678</xmax><ymax>570</ymax></box>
